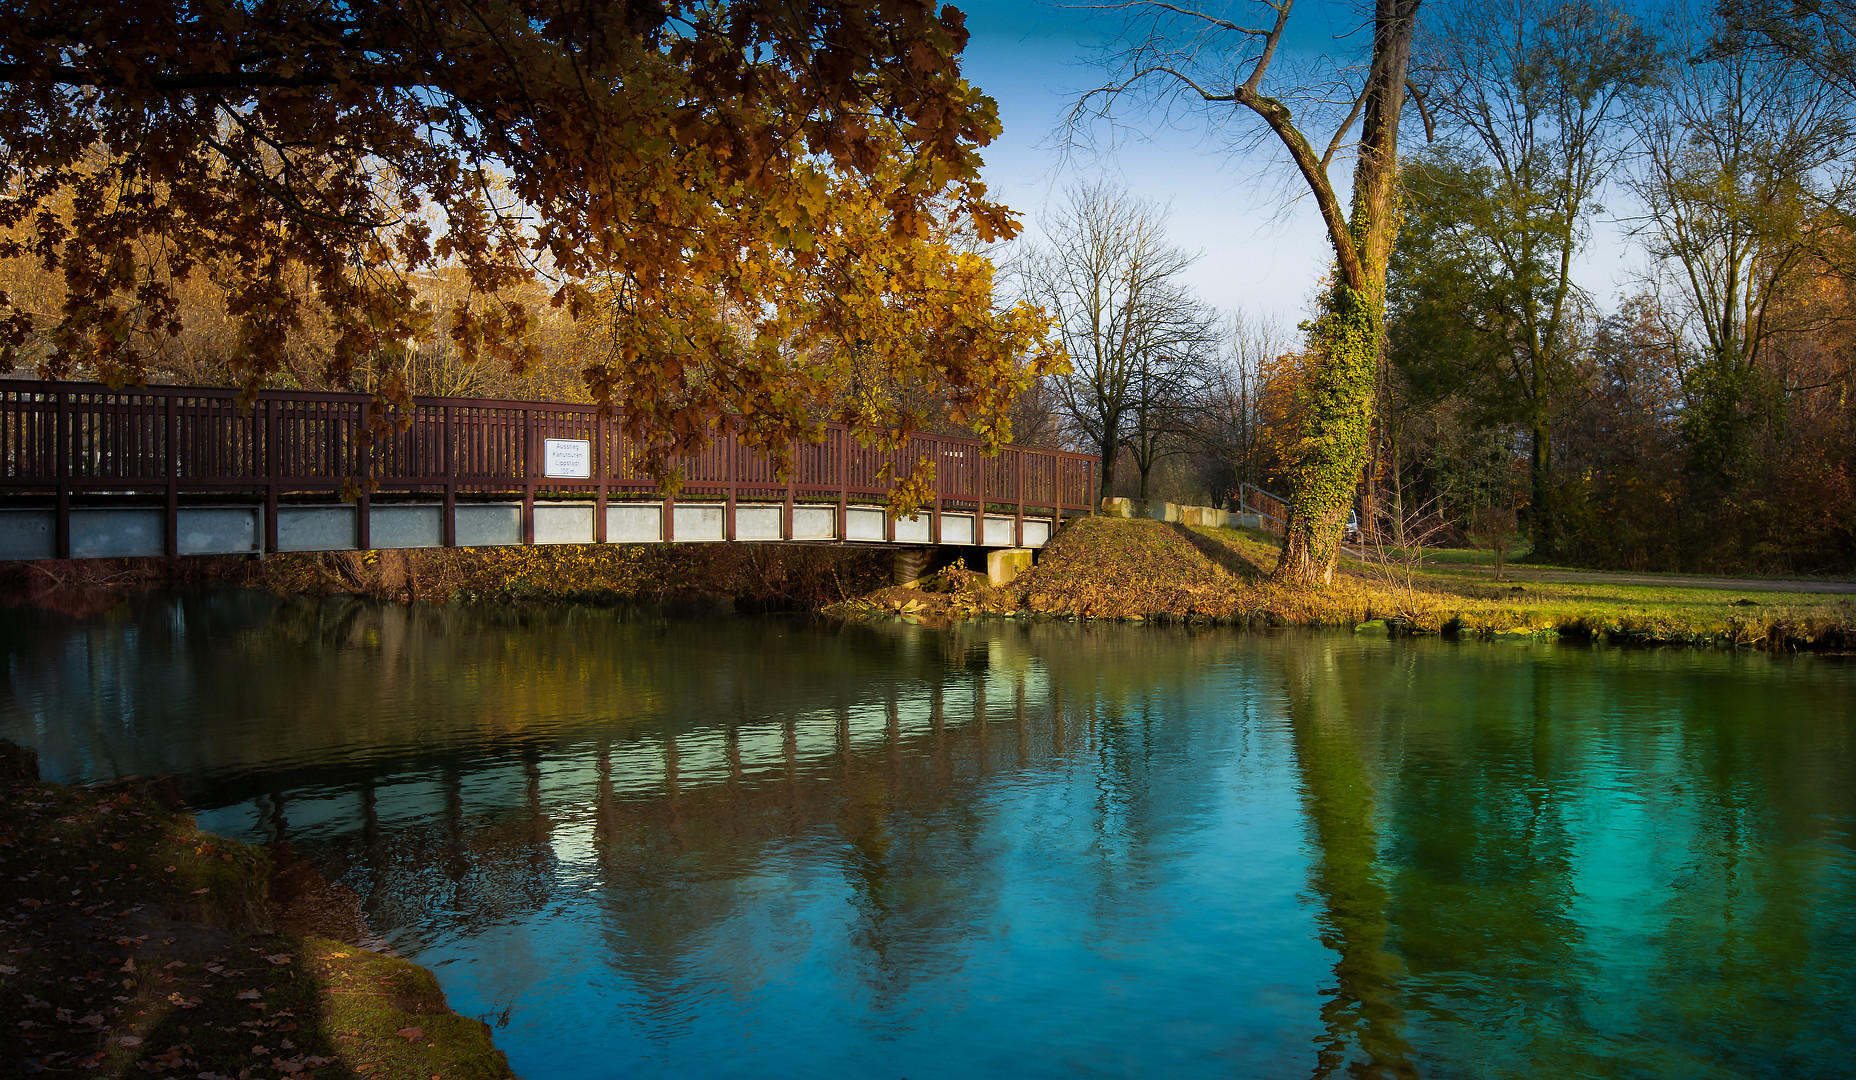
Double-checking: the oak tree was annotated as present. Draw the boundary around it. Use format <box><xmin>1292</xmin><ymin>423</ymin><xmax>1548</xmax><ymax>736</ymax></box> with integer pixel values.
<box><xmin>0</xmin><ymin>0</ymin><xmax>1060</xmax><ymax>481</ymax></box>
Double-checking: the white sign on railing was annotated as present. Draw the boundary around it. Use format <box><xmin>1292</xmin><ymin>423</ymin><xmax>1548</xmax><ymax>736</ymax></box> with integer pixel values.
<box><xmin>542</xmin><ymin>438</ymin><xmax>592</xmax><ymax>479</ymax></box>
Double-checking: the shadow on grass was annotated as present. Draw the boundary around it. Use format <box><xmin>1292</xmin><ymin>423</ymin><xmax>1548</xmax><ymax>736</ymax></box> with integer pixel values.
<box><xmin>1168</xmin><ymin>523</ymin><xmax>1269</xmax><ymax>582</ymax></box>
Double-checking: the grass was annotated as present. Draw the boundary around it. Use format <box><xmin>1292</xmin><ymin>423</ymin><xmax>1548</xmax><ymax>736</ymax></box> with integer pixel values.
<box><xmin>834</xmin><ymin>516</ymin><xmax>1856</xmax><ymax>650</ymax></box>
<box><xmin>0</xmin><ymin>741</ymin><xmax>515</xmax><ymax>1080</ymax></box>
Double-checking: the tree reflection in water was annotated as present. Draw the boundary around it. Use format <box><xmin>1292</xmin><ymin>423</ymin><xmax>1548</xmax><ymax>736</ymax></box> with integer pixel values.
<box><xmin>2</xmin><ymin>591</ymin><xmax>1853</xmax><ymax>1079</ymax></box>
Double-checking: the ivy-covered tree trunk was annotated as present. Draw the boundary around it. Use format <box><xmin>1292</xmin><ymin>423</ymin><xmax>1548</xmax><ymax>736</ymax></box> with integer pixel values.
<box><xmin>1271</xmin><ymin>0</ymin><xmax>1417</xmax><ymax>586</ymax></box>
<box><xmin>1278</xmin><ymin>286</ymin><xmax>1382</xmax><ymax>584</ymax></box>
<box><xmin>1083</xmin><ymin>0</ymin><xmax>1421</xmax><ymax>583</ymax></box>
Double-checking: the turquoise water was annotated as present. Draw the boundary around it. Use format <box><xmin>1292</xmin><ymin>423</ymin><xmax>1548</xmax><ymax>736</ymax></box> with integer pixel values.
<box><xmin>2</xmin><ymin>591</ymin><xmax>1853</xmax><ymax>1078</ymax></box>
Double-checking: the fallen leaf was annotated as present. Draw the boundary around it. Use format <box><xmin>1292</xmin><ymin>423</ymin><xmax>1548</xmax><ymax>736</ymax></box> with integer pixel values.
<box><xmin>110</xmin><ymin>1034</ymin><xmax>143</xmax><ymax>1048</ymax></box>
<box><xmin>396</xmin><ymin>1026</ymin><xmax>425</xmax><ymax>1042</ymax></box>
<box><xmin>236</xmin><ymin>989</ymin><xmax>262</xmax><ymax>1001</ymax></box>
<box><xmin>264</xmin><ymin>954</ymin><xmax>292</xmax><ymax>966</ymax></box>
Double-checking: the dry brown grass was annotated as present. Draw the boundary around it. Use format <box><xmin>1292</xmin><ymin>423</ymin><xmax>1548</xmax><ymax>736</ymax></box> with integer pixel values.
<box><xmin>832</xmin><ymin>517</ymin><xmax>1856</xmax><ymax>650</ymax></box>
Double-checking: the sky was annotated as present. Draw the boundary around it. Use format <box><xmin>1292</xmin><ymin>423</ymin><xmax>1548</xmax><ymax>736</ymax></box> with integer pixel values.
<box><xmin>956</xmin><ymin>1</ymin><xmax>1645</xmax><ymax>334</ymax></box>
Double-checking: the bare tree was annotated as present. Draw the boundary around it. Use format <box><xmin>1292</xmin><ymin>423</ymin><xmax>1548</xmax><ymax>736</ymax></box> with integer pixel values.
<box><xmin>1632</xmin><ymin>6</ymin><xmax>1856</xmax><ymax>491</ymax></box>
<box><xmin>1074</xmin><ymin>0</ymin><xmax>1424</xmax><ymax>585</ymax></box>
<box><xmin>1022</xmin><ymin>182</ymin><xmax>1213</xmax><ymax>504</ymax></box>
<box><xmin>1125</xmin><ymin>326</ymin><xmax>1220</xmax><ymax>500</ymax></box>
<box><xmin>1188</xmin><ymin>310</ymin><xmax>1286</xmax><ymax>505</ymax></box>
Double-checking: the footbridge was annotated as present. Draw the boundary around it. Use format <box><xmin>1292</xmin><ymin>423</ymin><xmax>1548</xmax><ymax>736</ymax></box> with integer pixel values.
<box><xmin>0</xmin><ymin>380</ymin><xmax>1096</xmax><ymax>561</ymax></box>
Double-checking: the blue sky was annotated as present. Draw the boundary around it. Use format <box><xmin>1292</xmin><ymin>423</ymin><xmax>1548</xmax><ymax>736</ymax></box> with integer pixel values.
<box><xmin>957</xmin><ymin>1</ymin><xmax>1641</xmax><ymax>331</ymax></box>
<box><xmin>960</xmin><ymin>2</ymin><xmax>1332</xmax><ymax>328</ymax></box>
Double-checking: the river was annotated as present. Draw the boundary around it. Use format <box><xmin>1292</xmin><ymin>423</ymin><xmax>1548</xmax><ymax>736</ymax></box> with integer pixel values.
<box><xmin>2</xmin><ymin>590</ymin><xmax>1852</xmax><ymax>1079</ymax></box>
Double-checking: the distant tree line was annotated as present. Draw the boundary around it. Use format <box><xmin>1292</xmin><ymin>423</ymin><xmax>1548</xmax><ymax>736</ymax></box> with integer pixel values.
<box><xmin>998</xmin><ymin>182</ymin><xmax>1278</xmax><ymax>512</ymax></box>
<box><xmin>1373</xmin><ymin>0</ymin><xmax>1856</xmax><ymax>573</ymax></box>
<box><xmin>1011</xmin><ymin>0</ymin><xmax>1856</xmax><ymax>576</ymax></box>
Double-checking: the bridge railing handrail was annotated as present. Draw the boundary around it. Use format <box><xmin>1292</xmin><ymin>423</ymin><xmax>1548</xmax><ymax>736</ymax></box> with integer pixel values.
<box><xmin>0</xmin><ymin>378</ymin><xmax>1097</xmax><ymax>556</ymax></box>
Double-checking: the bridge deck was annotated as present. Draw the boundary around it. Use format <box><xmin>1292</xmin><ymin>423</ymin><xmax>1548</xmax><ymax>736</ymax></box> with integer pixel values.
<box><xmin>0</xmin><ymin>380</ymin><xmax>1095</xmax><ymax>561</ymax></box>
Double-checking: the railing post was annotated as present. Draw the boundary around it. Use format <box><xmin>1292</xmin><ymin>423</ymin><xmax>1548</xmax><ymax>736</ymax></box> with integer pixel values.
<box><xmin>442</xmin><ymin>404</ymin><xmax>457</xmax><ymax>547</ymax></box>
<box><xmin>1014</xmin><ymin>448</ymin><xmax>1025</xmax><ymax>549</ymax></box>
<box><xmin>53</xmin><ymin>388</ymin><xmax>70</xmax><ymax>559</ymax></box>
<box><xmin>521</xmin><ymin>406</ymin><xmax>535</xmax><ymax>545</ymax></box>
<box><xmin>782</xmin><ymin>439</ymin><xmax>795</xmax><ymax>540</ymax></box>
<box><xmin>724</xmin><ymin>425</ymin><xmax>737</xmax><ymax>542</ymax></box>
<box><xmin>930</xmin><ymin>438</ymin><xmax>942</xmax><ymax>546</ymax></box>
<box><xmin>836</xmin><ymin>427</ymin><xmax>848</xmax><ymax>542</ymax></box>
<box><xmin>355</xmin><ymin>398</ymin><xmax>372</xmax><ymax>551</ymax></box>
<box><xmin>163</xmin><ymin>394</ymin><xmax>179</xmax><ymax>557</ymax></box>
<box><xmin>884</xmin><ymin>443</ymin><xmax>896</xmax><ymax>543</ymax></box>
<box><xmin>594</xmin><ymin>411</ymin><xmax>608</xmax><ymax>544</ymax></box>
<box><xmin>264</xmin><ymin>398</ymin><xmax>279</xmax><ymax>555</ymax></box>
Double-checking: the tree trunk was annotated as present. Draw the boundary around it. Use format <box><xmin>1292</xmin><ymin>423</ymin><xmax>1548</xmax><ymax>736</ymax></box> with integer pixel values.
<box><xmin>1096</xmin><ymin>429</ymin><xmax>1118</xmax><ymax>509</ymax></box>
<box><xmin>1270</xmin><ymin>0</ymin><xmax>1418</xmax><ymax>586</ymax></box>
<box><xmin>1277</xmin><ymin>286</ymin><xmax>1382</xmax><ymax>585</ymax></box>
<box><xmin>1529</xmin><ymin>415</ymin><xmax>1552</xmax><ymax>553</ymax></box>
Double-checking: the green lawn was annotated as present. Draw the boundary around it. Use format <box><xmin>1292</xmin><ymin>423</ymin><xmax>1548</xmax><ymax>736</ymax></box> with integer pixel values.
<box><xmin>1199</xmin><ymin>525</ymin><xmax>1855</xmax><ymax>646</ymax></box>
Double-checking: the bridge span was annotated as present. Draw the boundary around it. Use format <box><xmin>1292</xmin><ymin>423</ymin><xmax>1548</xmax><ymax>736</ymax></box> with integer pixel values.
<box><xmin>0</xmin><ymin>380</ymin><xmax>1096</xmax><ymax>561</ymax></box>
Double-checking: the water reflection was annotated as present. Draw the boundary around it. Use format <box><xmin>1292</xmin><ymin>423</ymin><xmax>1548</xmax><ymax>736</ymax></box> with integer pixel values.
<box><xmin>3</xmin><ymin>592</ymin><xmax>1853</xmax><ymax>1079</ymax></box>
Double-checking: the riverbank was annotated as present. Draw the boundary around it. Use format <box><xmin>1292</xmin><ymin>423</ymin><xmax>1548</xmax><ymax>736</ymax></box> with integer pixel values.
<box><xmin>0</xmin><ymin>540</ymin><xmax>893</xmax><ymax>616</ymax></box>
<box><xmin>6</xmin><ymin>515</ymin><xmax>1852</xmax><ymax>650</ymax></box>
<box><xmin>0</xmin><ymin>741</ymin><xmax>516</xmax><ymax>1079</ymax></box>
<box><xmin>831</xmin><ymin>517</ymin><xmax>1856</xmax><ymax>649</ymax></box>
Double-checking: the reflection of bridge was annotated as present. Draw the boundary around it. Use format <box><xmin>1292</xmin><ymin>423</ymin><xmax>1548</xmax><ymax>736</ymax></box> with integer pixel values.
<box><xmin>0</xmin><ymin>380</ymin><xmax>1096</xmax><ymax>560</ymax></box>
<box><xmin>252</xmin><ymin>637</ymin><xmax>1057</xmax><ymax>860</ymax></box>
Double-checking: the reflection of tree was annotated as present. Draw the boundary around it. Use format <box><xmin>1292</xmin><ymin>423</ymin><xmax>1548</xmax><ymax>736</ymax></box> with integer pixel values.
<box><xmin>1283</xmin><ymin>639</ymin><xmax>1415</xmax><ymax>1079</ymax></box>
<box><xmin>1375</xmin><ymin>650</ymin><xmax>1586</xmax><ymax>1074</ymax></box>
<box><xmin>18</xmin><ymin>596</ymin><xmax>1856</xmax><ymax>1073</ymax></box>
<box><xmin>1625</xmin><ymin>663</ymin><xmax>1851</xmax><ymax>1075</ymax></box>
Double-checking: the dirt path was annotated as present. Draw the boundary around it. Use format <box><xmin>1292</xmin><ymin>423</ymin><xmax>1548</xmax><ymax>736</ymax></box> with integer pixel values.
<box><xmin>1440</xmin><ymin>564</ymin><xmax>1856</xmax><ymax>595</ymax></box>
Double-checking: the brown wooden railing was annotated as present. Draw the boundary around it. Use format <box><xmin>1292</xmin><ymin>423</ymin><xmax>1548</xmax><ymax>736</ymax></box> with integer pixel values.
<box><xmin>0</xmin><ymin>379</ymin><xmax>1097</xmax><ymax>557</ymax></box>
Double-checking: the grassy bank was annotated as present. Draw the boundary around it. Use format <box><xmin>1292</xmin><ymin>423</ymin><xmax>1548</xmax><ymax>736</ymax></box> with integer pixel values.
<box><xmin>833</xmin><ymin>517</ymin><xmax>1856</xmax><ymax>650</ymax></box>
<box><xmin>6</xmin><ymin>517</ymin><xmax>1852</xmax><ymax>650</ymax></box>
<box><xmin>0</xmin><ymin>741</ymin><xmax>515</xmax><ymax>1079</ymax></box>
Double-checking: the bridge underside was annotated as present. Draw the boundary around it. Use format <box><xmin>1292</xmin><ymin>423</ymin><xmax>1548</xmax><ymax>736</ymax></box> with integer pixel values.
<box><xmin>0</xmin><ymin>499</ymin><xmax>1057</xmax><ymax>562</ymax></box>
